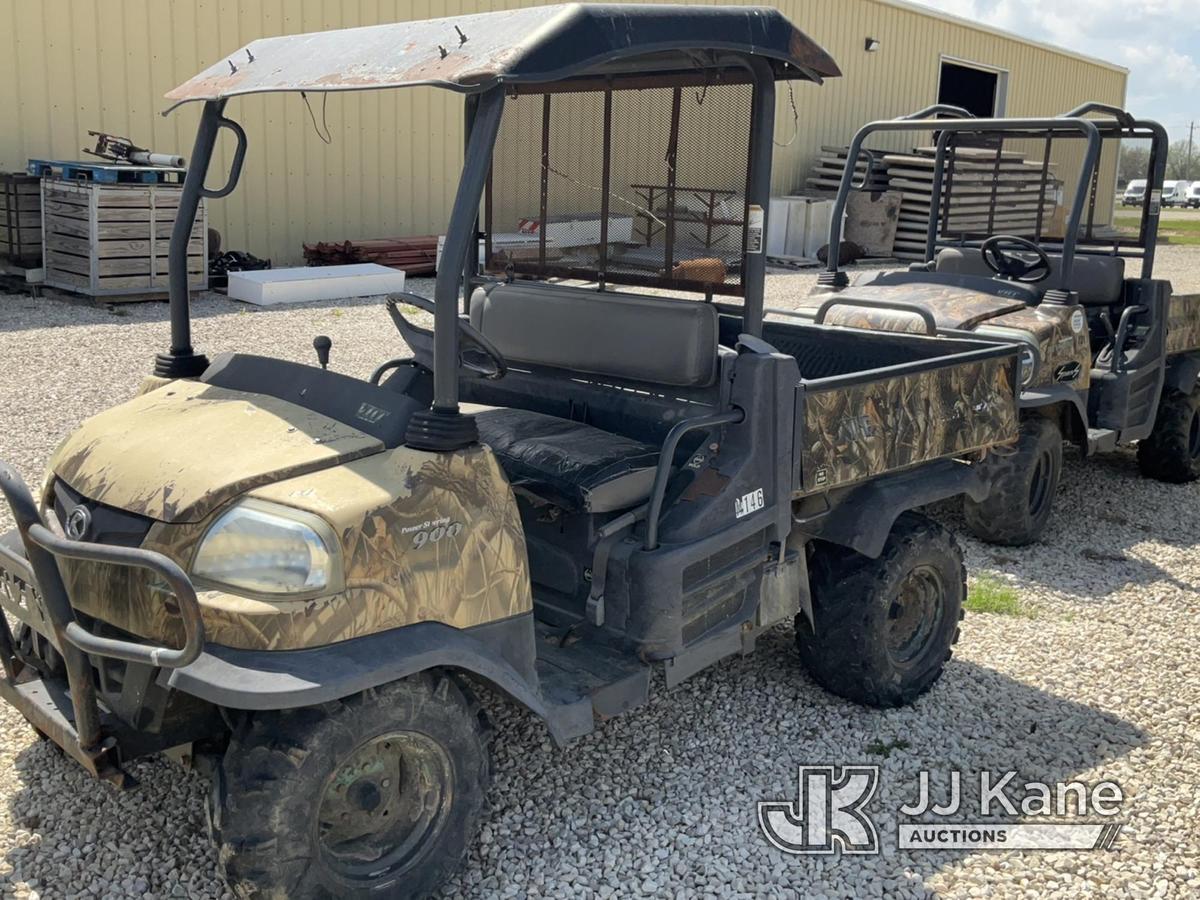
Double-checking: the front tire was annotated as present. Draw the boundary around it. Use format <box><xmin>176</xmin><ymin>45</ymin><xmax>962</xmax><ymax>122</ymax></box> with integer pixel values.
<box><xmin>963</xmin><ymin>416</ymin><xmax>1062</xmax><ymax>546</ymax></box>
<box><xmin>212</xmin><ymin>671</ymin><xmax>492</xmax><ymax>899</ymax></box>
<box><xmin>796</xmin><ymin>512</ymin><xmax>965</xmax><ymax>708</ymax></box>
<box><xmin>1137</xmin><ymin>387</ymin><xmax>1200</xmax><ymax>483</ymax></box>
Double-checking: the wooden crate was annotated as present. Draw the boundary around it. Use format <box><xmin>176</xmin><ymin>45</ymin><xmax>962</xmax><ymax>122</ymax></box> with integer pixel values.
<box><xmin>41</xmin><ymin>178</ymin><xmax>207</xmax><ymax>299</ymax></box>
<box><xmin>1</xmin><ymin>173</ymin><xmax>42</xmax><ymax>264</ymax></box>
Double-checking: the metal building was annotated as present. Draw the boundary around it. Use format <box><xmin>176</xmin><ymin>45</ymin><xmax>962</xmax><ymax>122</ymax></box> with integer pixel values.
<box><xmin>0</xmin><ymin>0</ymin><xmax>1127</xmax><ymax>265</ymax></box>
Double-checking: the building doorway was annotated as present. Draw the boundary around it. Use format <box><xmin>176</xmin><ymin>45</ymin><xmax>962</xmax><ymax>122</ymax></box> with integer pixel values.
<box><xmin>937</xmin><ymin>58</ymin><xmax>1009</xmax><ymax>117</ymax></box>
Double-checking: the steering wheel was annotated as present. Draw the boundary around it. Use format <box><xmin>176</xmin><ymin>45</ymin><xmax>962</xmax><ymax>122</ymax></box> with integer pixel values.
<box><xmin>385</xmin><ymin>292</ymin><xmax>508</xmax><ymax>380</ymax></box>
<box><xmin>980</xmin><ymin>235</ymin><xmax>1053</xmax><ymax>284</ymax></box>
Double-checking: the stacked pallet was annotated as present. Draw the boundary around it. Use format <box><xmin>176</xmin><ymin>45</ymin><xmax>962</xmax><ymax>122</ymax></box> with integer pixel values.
<box><xmin>1</xmin><ymin>173</ymin><xmax>41</xmax><ymax>264</ymax></box>
<box><xmin>41</xmin><ymin>177</ymin><xmax>207</xmax><ymax>299</ymax></box>
<box><xmin>881</xmin><ymin>147</ymin><xmax>1058</xmax><ymax>259</ymax></box>
<box><xmin>303</xmin><ymin>236</ymin><xmax>438</xmax><ymax>275</ymax></box>
<box><xmin>804</xmin><ymin>145</ymin><xmax>889</xmax><ymax>194</ymax></box>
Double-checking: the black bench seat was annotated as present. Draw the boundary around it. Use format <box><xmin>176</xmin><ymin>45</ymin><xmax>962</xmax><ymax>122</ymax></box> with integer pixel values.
<box><xmin>475</xmin><ymin>408</ymin><xmax>659</xmax><ymax>514</ymax></box>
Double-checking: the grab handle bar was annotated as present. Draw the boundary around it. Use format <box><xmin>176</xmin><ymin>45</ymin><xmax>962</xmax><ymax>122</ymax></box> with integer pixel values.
<box><xmin>644</xmin><ymin>409</ymin><xmax>745</xmax><ymax>550</ymax></box>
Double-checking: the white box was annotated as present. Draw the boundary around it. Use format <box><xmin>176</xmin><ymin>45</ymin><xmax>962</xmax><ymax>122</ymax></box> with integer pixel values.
<box><xmin>227</xmin><ymin>264</ymin><xmax>406</xmax><ymax>306</ymax></box>
<box><xmin>766</xmin><ymin>195</ymin><xmax>846</xmax><ymax>259</ymax></box>
<box><xmin>766</xmin><ymin>198</ymin><xmax>791</xmax><ymax>256</ymax></box>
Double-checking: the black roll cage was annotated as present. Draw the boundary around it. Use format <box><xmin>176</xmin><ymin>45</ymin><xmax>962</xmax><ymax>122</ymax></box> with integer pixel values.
<box><xmin>158</xmin><ymin>60</ymin><xmax>779</xmax><ymax>424</ymax></box>
<box><xmin>819</xmin><ymin>101</ymin><xmax>1171</xmax><ymax>290</ymax></box>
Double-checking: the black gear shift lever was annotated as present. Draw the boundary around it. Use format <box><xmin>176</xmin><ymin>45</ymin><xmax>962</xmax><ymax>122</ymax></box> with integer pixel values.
<box><xmin>313</xmin><ymin>335</ymin><xmax>332</xmax><ymax>370</ymax></box>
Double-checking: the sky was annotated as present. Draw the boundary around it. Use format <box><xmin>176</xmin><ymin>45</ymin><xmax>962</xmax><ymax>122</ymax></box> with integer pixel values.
<box><xmin>911</xmin><ymin>0</ymin><xmax>1200</xmax><ymax>144</ymax></box>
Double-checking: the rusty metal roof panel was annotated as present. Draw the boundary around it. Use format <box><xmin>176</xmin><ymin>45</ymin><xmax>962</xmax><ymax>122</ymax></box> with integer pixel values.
<box><xmin>164</xmin><ymin>4</ymin><xmax>840</xmax><ymax>106</ymax></box>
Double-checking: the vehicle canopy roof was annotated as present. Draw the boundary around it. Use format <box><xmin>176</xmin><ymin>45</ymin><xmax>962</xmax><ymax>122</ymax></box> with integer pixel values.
<box><xmin>165</xmin><ymin>3</ymin><xmax>840</xmax><ymax>108</ymax></box>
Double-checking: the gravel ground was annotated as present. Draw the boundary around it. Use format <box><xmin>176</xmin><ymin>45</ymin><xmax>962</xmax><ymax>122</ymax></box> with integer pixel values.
<box><xmin>0</xmin><ymin>249</ymin><xmax>1198</xmax><ymax>898</ymax></box>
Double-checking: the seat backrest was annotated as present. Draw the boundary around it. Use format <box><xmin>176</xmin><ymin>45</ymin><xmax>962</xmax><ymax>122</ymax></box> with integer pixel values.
<box><xmin>936</xmin><ymin>247</ymin><xmax>1126</xmax><ymax>306</ymax></box>
<box><xmin>469</xmin><ymin>281</ymin><xmax>719</xmax><ymax>387</ymax></box>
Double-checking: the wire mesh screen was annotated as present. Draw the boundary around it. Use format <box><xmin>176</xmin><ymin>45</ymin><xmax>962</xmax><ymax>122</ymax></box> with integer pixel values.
<box><xmin>845</xmin><ymin>129</ymin><xmax>1125</xmax><ymax>260</ymax></box>
<box><xmin>485</xmin><ymin>82</ymin><xmax>753</xmax><ymax>296</ymax></box>
<box><xmin>932</xmin><ymin>133</ymin><xmax>1063</xmax><ymax>244</ymax></box>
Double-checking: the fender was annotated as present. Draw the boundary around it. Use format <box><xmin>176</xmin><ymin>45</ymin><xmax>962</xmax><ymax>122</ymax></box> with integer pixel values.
<box><xmin>796</xmin><ymin>459</ymin><xmax>990</xmax><ymax>558</ymax></box>
<box><xmin>1019</xmin><ymin>384</ymin><xmax>1089</xmax><ymax>446</ymax></box>
<box><xmin>1019</xmin><ymin>383</ymin><xmax>1088</xmax><ymax>420</ymax></box>
<box><xmin>163</xmin><ymin>613</ymin><xmax>594</xmax><ymax>745</ymax></box>
<box><xmin>1163</xmin><ymin>352</ymin><xmax>1200</xmax><ymax>396</ymax></box>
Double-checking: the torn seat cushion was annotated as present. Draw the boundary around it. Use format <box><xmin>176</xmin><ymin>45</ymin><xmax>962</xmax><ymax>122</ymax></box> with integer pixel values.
<box><xmin>475</xmin><ymin>408</ymin><xmax>659</xmax><ymax>514</ymax></box>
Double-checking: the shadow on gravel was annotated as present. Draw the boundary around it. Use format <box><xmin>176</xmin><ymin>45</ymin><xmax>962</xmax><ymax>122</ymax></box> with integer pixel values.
<box><xmin>441</xmin><ymin>626</ymin><xmax>1146</xmax><ymax>896</ymax></box>
<box><xmin>0</xmin><ymin>625</ymin><xmax>1144</xmax><ymax>897</ymax></box>
<box><xmin>929</xmin><ymin>450</ymin><xmax>1200</xmax><ymax>602</ymax></box>
<box><xmin>0</xmin><ymin>733</ymin><xmax>220</xmax><ymax>897</ymax></box>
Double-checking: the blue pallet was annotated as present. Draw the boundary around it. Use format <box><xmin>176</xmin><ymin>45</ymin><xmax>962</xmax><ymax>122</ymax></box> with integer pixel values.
<box><xmin>26</xmin><ymin>159</ymin><xmax>184</xmax><ymax>184</ymax></box>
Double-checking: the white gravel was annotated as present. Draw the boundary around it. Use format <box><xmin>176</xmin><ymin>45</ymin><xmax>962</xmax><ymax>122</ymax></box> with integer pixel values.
<box><xmin>0</xmin><ymin>251</ymin><xmax>1198</xmax><ymax>898</ymax></box>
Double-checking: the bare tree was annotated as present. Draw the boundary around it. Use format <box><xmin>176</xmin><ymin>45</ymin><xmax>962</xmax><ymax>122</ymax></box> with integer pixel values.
<box><xmin>1166</xmin><ymin>140</ymin><xmax>1200</xmax><ymax>182</ymax></box>
<box><xmin>1119</xmin><ymin>144</ymin><xmax>1151</xmax><ymax>186</ymax></box>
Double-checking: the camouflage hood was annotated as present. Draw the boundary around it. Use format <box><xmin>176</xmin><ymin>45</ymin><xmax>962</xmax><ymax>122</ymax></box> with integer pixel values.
<box><xmin>49</xmin><ymin>380</ymin><xmax>383</xmax><ymax>524</ymax></box>
<box><xmin>813</xmin><ymin>283</ymin><xmax>1029</xmax><ymax>332</ymax></box>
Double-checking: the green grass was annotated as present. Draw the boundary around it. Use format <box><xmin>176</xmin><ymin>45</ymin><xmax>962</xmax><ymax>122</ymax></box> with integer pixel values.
<box><xmin>965</xmin><ymin>576</ymin><xmax>1033</xmax><ymax>617</ymax></box>
<box><xmin>1113</xmin><ymin>208</ymin><xmax>1200</xmax><ymax>246</ymax></box>
<box><xmin>865</xmin><ymin>738</ymin><xmax>911</xmax><ymax>759</ymax></box>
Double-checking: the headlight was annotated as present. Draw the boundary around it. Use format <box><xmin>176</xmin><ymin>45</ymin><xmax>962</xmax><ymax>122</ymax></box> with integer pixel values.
<box><xmin>192</xmin><ymin>499</ymin><xmax>340</xmax><ymax>596</ymax></box>
<box><xmin>1018</xmin><ymin>345</ymin><xmax>1038</xmax><ymax>387</ymax></box>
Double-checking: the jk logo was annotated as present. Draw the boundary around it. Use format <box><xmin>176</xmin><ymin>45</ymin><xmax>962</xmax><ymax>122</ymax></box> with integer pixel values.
<box><xmin>758</xmin><ymin>765</ymin><xmax>880</xmax><ymax>855</ymax></box>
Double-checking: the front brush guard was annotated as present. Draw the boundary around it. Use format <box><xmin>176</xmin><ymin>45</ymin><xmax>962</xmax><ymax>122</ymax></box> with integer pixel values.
<box><xmin>0</xmin><ymin>462</ymin><xmax>205</xmax><ymax>785</ymax></box>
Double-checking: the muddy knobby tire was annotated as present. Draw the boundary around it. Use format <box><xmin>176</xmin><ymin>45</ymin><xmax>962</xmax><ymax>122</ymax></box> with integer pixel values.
<box><xmin>963</xmin><ymin>416</ymin><xmax>1062</xmax><ymax>546</ymax></box>
<box><xmin>795</xmin><ymin>512</ymin><xmax>965</xmax><ymax>708</ymax></box>
<box><xmin>211</xmin><ymin>671</ymin><xmax>492</xmax><ymax>900</ymax></box>
<box><xmin>1137</xmin><ymin>388</ymin><xmax>1200</xmax><ymax>483</ymax></box>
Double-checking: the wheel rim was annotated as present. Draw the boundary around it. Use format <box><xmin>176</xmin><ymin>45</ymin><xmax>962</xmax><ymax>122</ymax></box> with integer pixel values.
<box><xmin>1188</xmin><ymin>410</ymin><xmax>1200</xmax><ymax>460</ymax></box>
<box><xmin>886</xmin><ymin>565</ymin><xmax>945</xmax><ymax>666</ymax></box>
<box><xmin>316</xmin><ymin>731</ymin><xmax>454</xmax><ymax>882</ymax></box>
<box><xmin>1027</xmin><ymin>448</ymin><xmax>1055</xmax><ymax>519</ymax></box>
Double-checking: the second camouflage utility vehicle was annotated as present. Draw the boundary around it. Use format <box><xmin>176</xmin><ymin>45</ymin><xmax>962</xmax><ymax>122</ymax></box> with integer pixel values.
<box><xmin>795</xmin><ymin>104</ymin><xmax>1200</xmax><ymax>545</ymax></box>
<box><xmin>0</xmin><ymin>6</ymin><xmax>1021</xmax><ymax>898</ymax></box>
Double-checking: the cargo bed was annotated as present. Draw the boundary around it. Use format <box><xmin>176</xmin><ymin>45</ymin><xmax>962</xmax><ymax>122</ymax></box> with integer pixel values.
<box><xmin>720</xmin><ymin>315</ymin><xmax>1020</xmax><ymax>494</ymax></box>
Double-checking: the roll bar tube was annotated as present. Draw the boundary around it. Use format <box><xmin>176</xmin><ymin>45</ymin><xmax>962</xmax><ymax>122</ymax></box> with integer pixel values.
<box><xmin>1061</xmin><ymin>102</ymin><xmax>1135</xmax><ymax>128</ymax></box>
<box><xmin>432</xmin><ymin>86</ymin><xmax>505</xmax><ymax>412</ymax></box>
<box><xmin>740</xmin><ymin>56</ymin><xmax>776</xmax><ymax>338</ymax></box>
<box><xmin>821</xmin><ymin>114</ymin><xmax>1102</xmax><ymax>293</ymax></box>
<box><xmin>899</xmin><ymin>104</ymin><xmax>974</xmax><ymax>121</ymax></box>
<box><xmin>158</xmin><ymin>99</ymin><xmax>247</xmax><ymax>378</ymax></box>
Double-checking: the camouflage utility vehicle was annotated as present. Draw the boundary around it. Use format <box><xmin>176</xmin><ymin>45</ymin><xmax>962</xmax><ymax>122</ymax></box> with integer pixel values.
<box><xmin>794</xmin><ymin>105</ymin><xmax>1200</xmax><ymax>545</ymax></box>
<box><xmin>0</xmin><ymin>7</ymin><xmax>1021</xmax><ymax>897</ymax></box>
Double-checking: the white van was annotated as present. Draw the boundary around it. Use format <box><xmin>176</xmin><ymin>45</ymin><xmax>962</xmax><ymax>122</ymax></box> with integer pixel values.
<box><xmin>1187</xmin><ymin>181</ymin><xmax>1200</xmax><ymax>209</ymax></box>
<box><xmin>1123</xmin><ymin>179</ymin><xmax>1147</xmax><ymax>206</ymax></box>
<box><xmin>1162</xmin><ymin>181</ymin><xmax>1190</xmax><ymax>207</ymax></box>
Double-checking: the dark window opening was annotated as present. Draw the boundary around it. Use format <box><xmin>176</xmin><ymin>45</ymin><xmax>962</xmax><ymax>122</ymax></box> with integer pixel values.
<box><xmin>938</xmin><ymin>61</ymin><xmax>999</xmax><ymax>118</ymax></box>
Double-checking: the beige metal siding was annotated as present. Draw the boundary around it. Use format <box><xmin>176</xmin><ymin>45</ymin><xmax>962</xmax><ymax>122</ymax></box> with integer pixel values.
<box><xmin>0</xmin><ymin>0</ymin><xmax>1126</xmax><ymax>266</ymax></box>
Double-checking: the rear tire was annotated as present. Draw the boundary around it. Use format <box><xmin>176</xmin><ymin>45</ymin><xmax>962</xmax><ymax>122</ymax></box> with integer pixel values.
<box><xmin>963</xmin><ymin>417</ymin><xmax>1062</xmax><ymax>546</ymax></box>
<box><xmin>212</xmin><ymin>671</ymin><xmax>492</xmax><ymax>900</ymax></box>
<box><xmin>795</xmin><ymin>512</ymin><xmax>965</xmax><ymax>708</ymax></box>
<box><xmin>1137</xmin><ymin>388</ymin><xmax>1200</xmax><ymax>483</ymax></box>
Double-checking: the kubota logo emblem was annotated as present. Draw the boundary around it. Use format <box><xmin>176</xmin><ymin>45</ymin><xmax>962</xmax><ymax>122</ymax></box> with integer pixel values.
<box><xmin>64</xmin><ymin>505</ymin><xmax>92</xmax><ymax>541</ymax></box>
